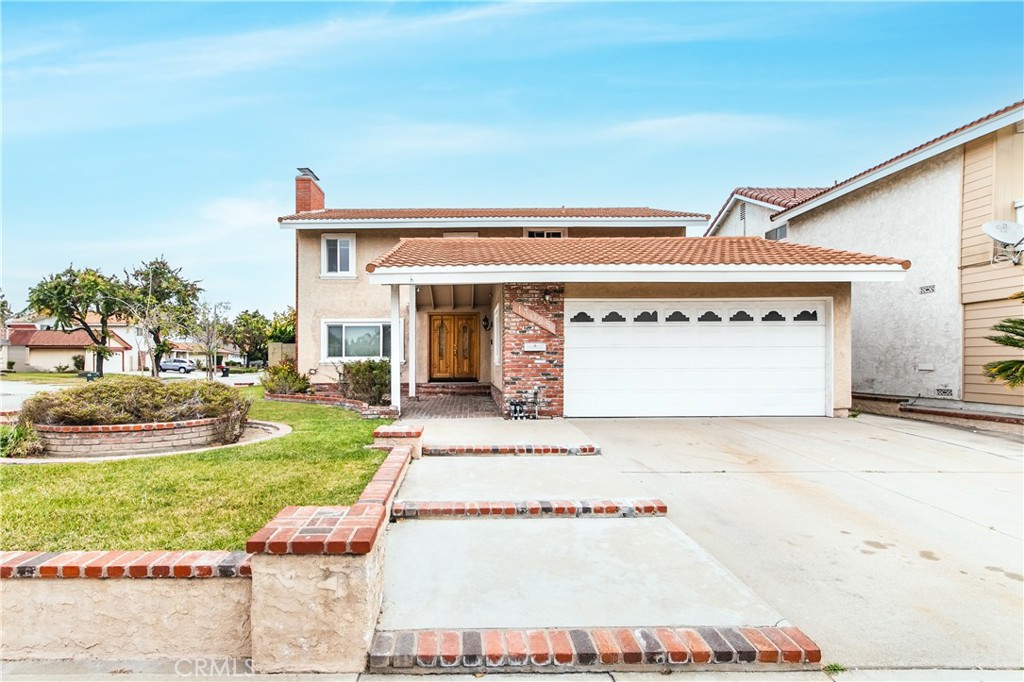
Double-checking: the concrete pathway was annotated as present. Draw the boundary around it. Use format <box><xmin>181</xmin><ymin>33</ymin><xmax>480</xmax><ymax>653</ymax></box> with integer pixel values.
<box><xmin>0</xmin><ymin>380</ymin><xmax>63</xmax><ymax>411</ymax></box>
<box><xmin>380</xmin><ymin>516</ymin><xmax>784</xmax><ymax>630</ymax></box>
<box><xmin>406</xmin><ymin>417</ymin><xmax>592</xmax><ymax>448</ymax></box>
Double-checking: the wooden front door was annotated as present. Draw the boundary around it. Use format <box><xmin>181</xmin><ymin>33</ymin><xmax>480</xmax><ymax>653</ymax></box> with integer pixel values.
<box><xmin>429</xmin><ymin>314</ymin><xmax>479</xmax><ymax>381</ymax></box>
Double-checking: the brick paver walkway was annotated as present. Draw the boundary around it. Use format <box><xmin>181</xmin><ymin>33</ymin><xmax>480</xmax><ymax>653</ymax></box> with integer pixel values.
<box><xmin>400</xmin><ymin>394</ymin><xmax>501</xmax><ymax>419</ymax></box>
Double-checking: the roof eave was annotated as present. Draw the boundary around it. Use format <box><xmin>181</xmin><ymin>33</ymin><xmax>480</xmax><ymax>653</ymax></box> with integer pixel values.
<box><xmin>279</xmin><ymin>216</ymin><xmax>706</xmax><ymax>230</ymax></box>
<box><xmin>366</xmin><ymin>263</ymin><xmax>909</xmax><ymax>285</ymax></box>
<box><xmin>705</xmin><ymin>194</ymin><xmax>785</xmax><ymax>237</ymax></box>
<box><xmin>772</xmin><ymin>105</ymin><xmax>1024</xmax><ymax>223</ymax></box>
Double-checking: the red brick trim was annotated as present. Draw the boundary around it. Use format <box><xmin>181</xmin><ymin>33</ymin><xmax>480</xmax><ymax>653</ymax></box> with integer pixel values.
<box><xmin>392</xmin><ymin>499</ymin><xmax>667</xmax><ymax>520</ymax></box>
<box><xmin>373</xmin><ymin>425</ymin><xmax>424</xmax><ymax>439</ymax></box>
<box><xmin>265</xmin><ymin>392</ymin><xmax>398</xmax><ymax>419</ymax></box>
<box><xmin>34</xmin><ymin>418</ymin><xmax>222</xmax><ymax>433</ymax></box>
<box><xmin>245</xmin><ymin>445</ymin><xmax>411</xmax><ymax>555</ymax></box>
<box><xmin>423</xmin><ymin>444</ymin><xmax>598</xmax><ymax>456</ymax></box>
<box><xmin>0</xmin><ymin>550</ymin><xmax>251</xmax><ymax>579</ymax></box>
<box><xmin>369</xmin><ymin>626</ymin><xmax>821</xmax><ymax>670</ymax></box>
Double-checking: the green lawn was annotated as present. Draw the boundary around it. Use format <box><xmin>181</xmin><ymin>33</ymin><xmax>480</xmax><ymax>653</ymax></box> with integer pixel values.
<box><xmin>0</xmin><ymin>388</ymin><xmax>390</xmax><ymax>551</ymax></box>
<box><xmin>1</xmin><ymin>371</ymin><xmax>86</xmax><ymax>385</ymax></box>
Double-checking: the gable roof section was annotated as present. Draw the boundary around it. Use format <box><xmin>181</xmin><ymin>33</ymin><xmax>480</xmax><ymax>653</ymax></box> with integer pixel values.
<box><xmin>365</xmin><ymin>237</ymin><xmax>910</xmax><ymax>284</ymax></box>
<box><xmin>8</xmin><ymin>328</ymin><xmax>132</xmax><ymax>350</ymax></box>
<box><xmin>279</xmin><ymin>207</ymin><xmax>706</xmax><ymax>221</ymax></box>
<box><xmin>772</xmin><ymin>100</ymin><xmax>1024</xmax><ymax>222</ymax></box>
<box><xmin>705</xmin><ymin>187</ymin><xmax>826</xmax><ymax>237</ymax></box>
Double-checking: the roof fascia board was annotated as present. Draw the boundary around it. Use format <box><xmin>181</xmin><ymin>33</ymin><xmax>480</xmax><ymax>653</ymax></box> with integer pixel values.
<box><xmin>280</xmin><ymin>216</ymin><xmax>706</xmax><ymax>230</ymax></box>
<box><xmin>774</xmin><ymin>107</ymin><xmax>1024</xmax><ymax>223</ymax></box>
<box><xmin>367</xmin><ymin>264</ymin><xmax>907</xmax><ymax>285</ymax></box>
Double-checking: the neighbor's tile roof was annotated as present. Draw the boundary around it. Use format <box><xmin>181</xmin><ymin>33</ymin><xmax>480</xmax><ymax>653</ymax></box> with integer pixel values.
<box><xmin>8</xmin><ymin>329</ymin><xmax>131</xmax><ymax>350</ymax></box>
<box><xmin>706</xmin><ymin>187</ymin><xmax>826</xmax><ymax>235</ymax></box>
<box><xmin>773</xmin><ymin>100</ymin><xmax>1024</xmax><ymax>219</ymax></box>
<box><xmin>366</xmin><ymin>237</ymin><xmax>911</xmax><ymax>270</ymax></box>
<box><xmin>279</xmin><ymin>207</ymin><xmax>708</xmax><ymax>222</ymax></box>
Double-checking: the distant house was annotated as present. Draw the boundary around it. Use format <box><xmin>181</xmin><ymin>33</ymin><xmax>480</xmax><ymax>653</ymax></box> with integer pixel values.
<box><xmin>167</xmin><ymin>342</ymin><xmax>244</xmax><ymax>367</ymax></box>
<box><xmin>5</xmin><ymin>328</ymin><xmax>132</xmax><ymax>373</ymax></box>
<box><xmin>12</xmin><ymin>313</ymin><xmax>150</xmax><ymax>372</ymax></box>
<box><xmin>707</xmin><ymin>101</ymin><xmax>1024</xmax><ymax>411</ymax></box>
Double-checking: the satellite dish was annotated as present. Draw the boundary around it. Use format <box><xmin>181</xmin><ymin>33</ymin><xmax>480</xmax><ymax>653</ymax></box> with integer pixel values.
<box><xmin>982</xmin><ymin>220</ymin><xmax>1024</xmax><ymax>265</ymax></box>
<box><xmin>982</xmin><ymin>221</ymin><xmax>1024</xmax><ymax>250</ymax></box>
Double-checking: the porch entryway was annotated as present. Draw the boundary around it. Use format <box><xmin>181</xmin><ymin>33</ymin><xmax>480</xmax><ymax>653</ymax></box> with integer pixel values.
<box><xmin>401</xmin><ymin>382</ymin><xmax>500</xmax><ymax>419</ymax></box>
<box><xmin>428</xmin><ymin>313</ymin><xmax>479</xmax><ymax>381</ymax></box>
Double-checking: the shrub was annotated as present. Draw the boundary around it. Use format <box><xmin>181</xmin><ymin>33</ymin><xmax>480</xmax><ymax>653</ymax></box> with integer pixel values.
<box><xmin>0</xmin><ymin>424</ymin><xmax>44</xmax><ymax>458</ymax></box>
<box><xmin>6</xmin><ymin>361</ymin><xmax>14</xmax><ymax>370</ymax></box>
<box><xmin>343</xmin><ymin>359</ymin><xmax>391</xmax><ymax>406</ymax></box>
<box><xmin>19</xmin><ymin>376</ymin><xmax>252</xmax><ymax>443</ymax></box>
<box><xmin>72</xmin><ymin>354</ymin><xmax>86</xmax><ymax>371</ymax></box>
<box><xmin>53</xmin><ymin>364</ymin><xmax>71</xmax><ymax>373</ymax></box>
<box><xmin>261</xmin><ymin>358</ymin><xmax>310</xmax><ymax>395</ymax></box>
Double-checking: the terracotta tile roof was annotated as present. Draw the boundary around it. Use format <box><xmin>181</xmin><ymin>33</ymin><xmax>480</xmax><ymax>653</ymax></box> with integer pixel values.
<box><xmin>366</xmin><ymin>237</ymin><xmax>911</xmax><ymax>270</ymax></box>
<box><xmin>773</xmin><ymin>100</ymin><xmax>1024</xmax><ymax>219</ymax></box>
<box><xmin>706</xmin><ymin>187</ymin><xmax>826</xmax><ymax>236</ymax></box>
<box><xmin>279</xmin><ymin>207</ymin><xmax>708</xmax><ymax>222</ymax></box>
<box><xmin>7</xmin><ymin>328</ymin><xmax>131</xmax><ymax>350</ymax></box>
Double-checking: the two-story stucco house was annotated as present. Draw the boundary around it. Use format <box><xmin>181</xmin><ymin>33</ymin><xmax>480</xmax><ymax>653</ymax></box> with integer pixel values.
<box><xmin>281</xmin><ymin>170</ymin><xmax>910</xmax><ymax>419</ymax></box>
<box><xmin>706</xmin><ymin>101</ymin><xmax>1024</xmax><ymax>416</ymax></box>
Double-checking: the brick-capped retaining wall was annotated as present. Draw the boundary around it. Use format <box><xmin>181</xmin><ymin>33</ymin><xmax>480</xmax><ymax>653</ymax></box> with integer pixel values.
<box><xmin>0</xmin><ymin>550</ymin><xmax>252</xmax><ymax>661</ymax></box>
<box><xmin>34</xmin><ymin>417</ymin><xmax>234</xmax><ymax>457</ymax></box>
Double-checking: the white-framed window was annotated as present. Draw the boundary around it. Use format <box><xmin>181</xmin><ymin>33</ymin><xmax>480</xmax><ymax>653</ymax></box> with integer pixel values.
<box><xmin>322</xmin><ymin>320</ymin><xmax>391</xmax><ymax>361</ymax></box>
<box><xmin>525</xmin><ymin>228</ymin><xmax>566</xmax><ymax>238</ymax></box>
<box><xmin>765</xmin><ymin>224</ymin><xmax>787</xmax><ymax>241</ymax></box>
<box><xmin>321</xmin><ymin>233</ymin><xmax>356</xmax><ymax>277</ymax></box>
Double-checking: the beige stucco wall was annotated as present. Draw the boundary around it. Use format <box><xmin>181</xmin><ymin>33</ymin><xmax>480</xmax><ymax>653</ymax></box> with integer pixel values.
<box><xmin>23</xmin><ymin>348</ymin><xmax>124</xmax><ymax>373</ymax></box>
<box><xmin>249</xmin><ymin>542</ymin><xmax>384</xmax><ymax>673</ymax></box>
<box><xmin>715</xmin><ymin>201</ymin><xmax>777</xmax><ymax>238</ymax></box>
<box><xmin>787</xmin><ymin>148</ymin><xmax>963</xmax><ymax>400</ymax></box>
<box><xmin>0</xmin><ymin>578</ymin><xmax>251</xmax><ymax>660</ymax></box>
<box><xmin>564</xmin><ymin>282</ymin><xmax>852</xmax><ymax>415</ymax></box>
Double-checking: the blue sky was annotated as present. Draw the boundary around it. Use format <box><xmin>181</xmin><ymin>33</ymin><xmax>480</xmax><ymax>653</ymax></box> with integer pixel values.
<box><xmin>3</xmin><ymin>1</ymin><xmax>1022</xmax><ymax>317</ymax></box>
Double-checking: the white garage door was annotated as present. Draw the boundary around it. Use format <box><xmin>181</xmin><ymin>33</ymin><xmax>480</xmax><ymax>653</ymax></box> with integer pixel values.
<box><xmin>564</xmin><ymin>299</ymin><xmax>830</xmax><ymax>417</ymax></box>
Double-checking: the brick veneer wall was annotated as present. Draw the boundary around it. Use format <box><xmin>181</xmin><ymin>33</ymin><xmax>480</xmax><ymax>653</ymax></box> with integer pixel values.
<box><xmin>34</xmin><ymin>417</ymin><xmax>232</xmax><ymax>457</ymax></box>
<box><xmin>501</xmin><ymin>283</ymin><xmax>565</xmax><ymax>418</ymax></box>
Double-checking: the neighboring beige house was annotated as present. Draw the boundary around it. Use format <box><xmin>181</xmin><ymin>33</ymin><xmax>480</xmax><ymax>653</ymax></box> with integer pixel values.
<box><xmin>12</xmin><ymin>313</ymin><xmax>150</xmax><ymax>372</ymax></box>
<box><xmin>707</xmin><ymin>101</ymin><xmax>1024</xmax><ymax>413</ymax></box>
<box><xmin>167</xmin><ymin>342</ymin><xmax>244</xmax><ymax>367</ymax></box>
<box><xmin>280</xmin><ymin>170</ymin><xmax>910</xmax><ymax>419</ymax></box>
<box><xmin>5</xmin><ymin>327</ymin><xmax>132</xmax><ymax>373</ymax></box>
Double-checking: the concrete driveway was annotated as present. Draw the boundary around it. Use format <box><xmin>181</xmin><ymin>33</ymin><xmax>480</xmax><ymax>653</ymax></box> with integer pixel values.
<box><xmin>568</xmin><ymin>414</ymin><xmax>1023</xmax><ymax>670</ymax></box>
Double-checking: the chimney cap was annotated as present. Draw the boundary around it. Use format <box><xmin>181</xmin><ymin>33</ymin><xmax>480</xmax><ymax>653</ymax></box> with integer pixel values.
<box><xmin>296</xmin><ymin>167</ymin><xmax>320</xmax><ymax>182</ymax></box>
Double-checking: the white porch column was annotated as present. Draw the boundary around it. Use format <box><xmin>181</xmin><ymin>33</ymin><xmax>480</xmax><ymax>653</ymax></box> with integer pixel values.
<box><xmin>407</xmin><ymin>284</ymin><xmax>417</xmax><ymax>398</ymax></box>
<box><xmin>390</xmin><ymin>285</ymin><xmax>401</xmax><ymax>413</ymax></box>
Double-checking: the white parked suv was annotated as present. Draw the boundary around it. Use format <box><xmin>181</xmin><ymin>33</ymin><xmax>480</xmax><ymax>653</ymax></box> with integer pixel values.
<box><xmin>159</xmin><ymin>358</ymin><xmax>196</xmax><ymax>374</ymax></box>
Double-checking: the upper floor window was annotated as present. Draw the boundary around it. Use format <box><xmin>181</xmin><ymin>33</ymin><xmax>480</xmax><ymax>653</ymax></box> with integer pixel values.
<box><xmin>322</xmin><ymin>234</ymin><xmax>355</xmax><ymax>277</ymax></box>
<box><xmin>765</xmin><ymin>224</ymin><xmax>787</xmax><ymax>241</ymax></box>
<box><xmin>526</xmin><ymin>229</ymin><xmax>565</xmax><ymax>238</ymax></box>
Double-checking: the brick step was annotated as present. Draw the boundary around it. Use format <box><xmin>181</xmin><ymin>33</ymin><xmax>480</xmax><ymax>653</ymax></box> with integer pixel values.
<box><xmin>392</xmin><ymin>498</ymin><xmax>667</xmax><ymax>520</ymax></box>
<box><xmin>412</xmin><ymin>383</ymin><xmax>492</xmax><ymax>397</ymax></box>
<box><xmin>422</xmin><ymin>444</ymin><xmax>599</xmax><ymax>456</ymax></box>
<box><xmin>368</xmin><ymin>626</ymin><xmax>821</xmax><ymax>672</ymax></box>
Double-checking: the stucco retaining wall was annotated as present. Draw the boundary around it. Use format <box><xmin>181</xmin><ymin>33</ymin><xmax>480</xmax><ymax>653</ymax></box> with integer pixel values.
<box><xmin>35</xmin><ymin>417</ymin><xmax>231</xmax><ymax>457</ymax></box>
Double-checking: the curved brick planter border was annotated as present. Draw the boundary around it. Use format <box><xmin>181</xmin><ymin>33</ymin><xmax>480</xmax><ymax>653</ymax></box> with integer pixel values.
<box><xmin>265</xmin><ymin>392</ymin><xmax>398</xmax><ymax>419</ymax></box>
<box><xmin>35</xmin><ymin>416</ymin><xmax>235</xmax><ymax>458</ymax></box>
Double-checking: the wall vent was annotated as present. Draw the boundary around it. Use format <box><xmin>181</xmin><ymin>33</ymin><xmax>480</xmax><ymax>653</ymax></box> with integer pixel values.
<box><xmin>935</xmin><ymin>387</ymin><xmax>953</xmax><ymax>398</ymax></box>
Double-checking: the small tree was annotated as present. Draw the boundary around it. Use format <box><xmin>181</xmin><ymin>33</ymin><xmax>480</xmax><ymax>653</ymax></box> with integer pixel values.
<box><xmin>229</xmin><ymin>310</ymin><xmax>270</xmax><ymax>366</ymax></box>
<box><xmin>186</xmin><ymin>301</ymin><xmax>231</xmax><ymax>380</ymax></box>
<box><xmin>125</xmin><ymin>258</ymin><xmax>202</xmax><ymax>377</ymax></box>
<box><xmin>268</xmin><ymin>306</ymin><xmax>297</xmax><ymax>343</ymax></box>
<box><xmin>27</xmin><ymin>266</ymin><xmax>133</xmax><ymax>376</ymax></box>
<box><xmin>983</xmin><ymin>291</ymin><xmax>1024</xmax><ymax>388</ymax></box>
